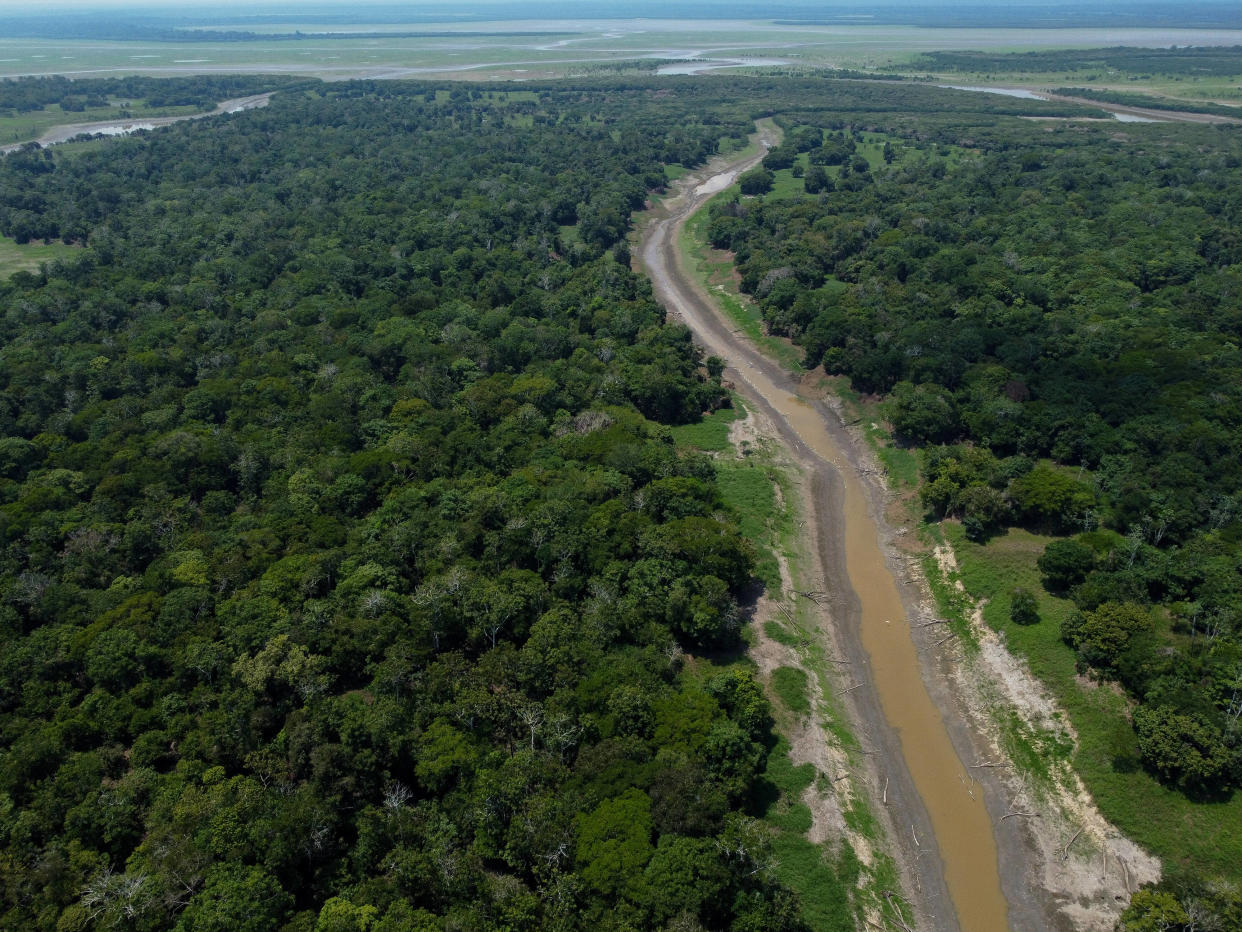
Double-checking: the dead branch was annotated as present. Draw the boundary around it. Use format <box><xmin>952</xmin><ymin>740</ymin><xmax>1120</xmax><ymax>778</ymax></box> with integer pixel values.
<box><xmin>843</xmin><ymin>682</ymin><xmax>863</xmax><ymax>694</ymax></box>
<box><xmin>917</xmin><ymin>618</ymin><xmax>952</xmax><ymax>628</ymax></box>
<box><xmin>1060</xmin><ymin>827</ymin><xmax>1083</xmax><ymax>862</ymax></box>
<box><xmin>881</xmin><ymin>891</ymin><xmax>916</xmax><ymax>932</ymax></box>
<box><xmin>1001</xmin><ymin>811</ymin><xmax>1035</xmax><ymax>822</ymax></box>
<box><xmin>882</xmin><ymin>776</ymin><xmax>889</xmax><ymax>805</ymax></box>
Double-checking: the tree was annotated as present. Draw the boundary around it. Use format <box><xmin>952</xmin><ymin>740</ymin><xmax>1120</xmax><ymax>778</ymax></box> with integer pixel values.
<box><xmin>1037</xmin><ymin>539</ymin><xmax>1095</xmax><ymax>592</ymax></box>
<box><xmin>886</xmin><ymin>381</ymin><xmax>959</xmax><ymax>443</ymax></box>
<box><xmin>1133</xmin><ymin>704</ymin><xmax>1235</xmax><ymax>793</ymax></box>
<box><xmin>415</xmin><ymin>719</ymin><xmax>479</xmax><ymax>792</ymax></box>
<box><xmin>641</xmin><ymin>836</ymin><xmax>729</xmax><ymax>925</ymax></box>
<box><xmin>1061</xmin><ymin>601</ymin><xmax>1151</xmax><ymax>669</ymax></box>
<box><xmin>1118</xmin><ymin>888</ymin><xmax>1190</xmax><ymax>931</ymax></box>
<box><xmin>803</xmin><ymin>164</ymin><xmax>831</xmax><ymax>194</ymax></box>
<box><xmin>315</xmin><ymin>897</ymin><xmax>380</xmax><ymax>931</ymax></box>
<box><xmin>1008</xmin><ymin>465</ymin><xmax>1094</xmax><ymax>531</ymax></box>
<box><xmin>761</xmin><ymin>145</ymin><xmax>797</xmax><ymax>170</ymax></box>
<box><xmin>174</xmin><ymin>864</ymin><xmax>292</xmax><ymax>932</ymax></box>
<box><xmin>575</xmin><ymin>788</ymin><xmax>655</xmax><ymax>901</ymax></box>
<box><xmin>738</xmin><ymin>167</ymin><xmax>774</xmax><ymax>196</ymax></box>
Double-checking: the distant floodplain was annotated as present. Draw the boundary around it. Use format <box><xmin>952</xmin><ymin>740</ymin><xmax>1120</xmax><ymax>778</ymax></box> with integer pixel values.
<box><xmin>3</xmin><ymin>20</ymin><xmax>1242</xmax><ymax>81</ymax></box>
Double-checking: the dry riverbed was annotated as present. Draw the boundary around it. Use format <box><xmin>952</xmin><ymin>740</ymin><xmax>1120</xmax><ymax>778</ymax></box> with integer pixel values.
<box><xmin>637</xmin><ymin>126</ymin><xmax>1157</xmax><ymax>930</ymax></box>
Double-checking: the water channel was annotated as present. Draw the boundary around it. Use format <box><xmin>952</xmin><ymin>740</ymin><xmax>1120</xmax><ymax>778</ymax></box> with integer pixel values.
<box><xmin>640</xmin><ymin>133</ymin><xmax>1014</xmax><ymax>931</ymax></box>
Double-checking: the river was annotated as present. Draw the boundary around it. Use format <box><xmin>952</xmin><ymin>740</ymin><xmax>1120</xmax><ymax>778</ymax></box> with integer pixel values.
<box><xmin>0</xmin><ymin>92</ymin><xmax>273</xmax><ymax>155</ymax></box>
<box><xmin>639</xmin><ymin>128</ymin><xmax>1036</xmax><ymax>932</ymax></box>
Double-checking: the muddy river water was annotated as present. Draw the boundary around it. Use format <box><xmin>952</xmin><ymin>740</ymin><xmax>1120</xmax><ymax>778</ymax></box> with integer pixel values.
<box><xmin>641</xmin><ymin>136</ymin><xmax>1012</xmax><ymax>931</ymax></box>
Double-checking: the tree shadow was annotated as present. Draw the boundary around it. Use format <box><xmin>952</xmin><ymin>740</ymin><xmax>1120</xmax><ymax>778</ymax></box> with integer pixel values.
<box><xmin>698</xmin><ymin>576</ymin><xmax>768</xmax><ymax>668</ymax></box>
<box><xmin>750</xmin><ymin>774</ymin><xmax>782</xmax><ymax>818</ymax></box>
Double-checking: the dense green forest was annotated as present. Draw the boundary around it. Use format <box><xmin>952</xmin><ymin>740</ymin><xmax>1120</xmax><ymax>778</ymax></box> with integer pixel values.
<box><xmin>0</xmin><ymin>79</ymin><xmax>830</xmax><ymax>931</ymax></box>
<box><xmin>709</xmin><ymin>112</ymin><xmax>1242</xmax><ymax>796</ymax></box>
<box><xmin>1050</xmin><ymin>85</ymin><xmax>1242</xmax><ymax>118</ymax></box>
<box><xmin>3</xmin><ymin>68</ymin><xmax>1241</xmax><ymax>929</ymax></box>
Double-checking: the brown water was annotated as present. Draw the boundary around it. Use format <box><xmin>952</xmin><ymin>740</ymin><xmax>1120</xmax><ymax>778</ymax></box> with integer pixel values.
<box><xmin>778</xmin><ymin>395</ymin><xmax>1009</xmax><ymax>932</ymax></box>
<box><xmin>640</xmin><ymin>139</ymin><xmax>1011</xmax><ymax>931</ymax></box>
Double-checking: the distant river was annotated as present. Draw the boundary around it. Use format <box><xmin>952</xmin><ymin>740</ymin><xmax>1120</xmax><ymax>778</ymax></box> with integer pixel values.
<box><xmin>939</xmin><ymin>84</ymin><xmax>1047</xmax><ymax>99</ymax></box>
<box><xmin>0</xmin><ymin>92</ymin><xmax>273</xmax><ymax>155</ymax></box>
<box><xmin>657</xmin><ymin>57</ymin><xmax>789</xmax><ymax>75</ymax></box>
<box><xmin>938</xmin><ymin>84</ymin><xmax>1185</xmax><ymax>122</ymax></box>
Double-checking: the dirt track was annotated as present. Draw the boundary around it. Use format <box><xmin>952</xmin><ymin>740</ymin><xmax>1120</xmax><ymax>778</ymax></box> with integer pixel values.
<box><xmin>637</xmin><ymin>131</ymin><xmax>1066</xmax><ymax>931</ymax></box>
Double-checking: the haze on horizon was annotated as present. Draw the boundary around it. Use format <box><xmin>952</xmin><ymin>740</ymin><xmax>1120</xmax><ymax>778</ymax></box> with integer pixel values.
<box><xmin>0</xmin><ymin>0</ymin><xmax>1239</xmax><ymax>20</ymax></box>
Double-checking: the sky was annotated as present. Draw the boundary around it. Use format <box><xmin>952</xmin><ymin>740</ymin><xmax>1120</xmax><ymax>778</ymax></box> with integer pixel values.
<box><xmin>0</xmin><ymin>0</ymin><xmax>1235</xmax><ymax>22</ymax></box>
<box><xmin>0</xmin><ymin>0</ymin><xmax>1224</xmax><ymax>9</ymax></box>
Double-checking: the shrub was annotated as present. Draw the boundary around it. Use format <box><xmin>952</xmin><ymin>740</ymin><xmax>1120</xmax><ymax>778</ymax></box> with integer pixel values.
<box><xmin>1009</xmin><ymin>588</ymin><xmax>1040</xmax><ymax>626</ymax></box>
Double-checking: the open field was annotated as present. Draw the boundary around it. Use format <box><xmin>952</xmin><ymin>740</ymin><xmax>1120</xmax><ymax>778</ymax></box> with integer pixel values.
<box><xmin>0</xmin><ymin>235</ymin><xmax>78</xmax><ymax>277</ymax></box>
<box><xmin>3</xmin><ymin>21</ymin><xmax>1242</xmax><ymax>82</ymax></box>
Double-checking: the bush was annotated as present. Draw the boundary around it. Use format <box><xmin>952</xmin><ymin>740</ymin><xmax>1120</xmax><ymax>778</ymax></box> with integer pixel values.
<box><xmin>1009</xmin><ymin>588</ymin><xmax>1040</xmax><ymax>626</ymax></box>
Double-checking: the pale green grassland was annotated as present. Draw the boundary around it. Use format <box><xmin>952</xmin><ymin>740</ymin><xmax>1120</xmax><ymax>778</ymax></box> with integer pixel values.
<box><xmin>0</xmin><ymin>235</ymin><xmax>78</xmax><ymax>277</ymax></box>
<box><xmin>4</xmin><ymin>22</ymin><xmax>1241</xmax><ymax>85</ymax></box>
